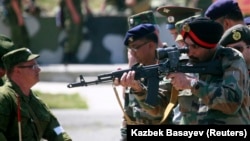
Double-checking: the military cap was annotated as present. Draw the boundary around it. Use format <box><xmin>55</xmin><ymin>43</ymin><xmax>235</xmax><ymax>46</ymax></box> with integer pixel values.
<box><xmin>219</xmin><ymin>24</ymin><xmax>250</xmax><ymax>46</ymax></box>
<box><xmin>2</xmin><ymin>47</ymin><xmax>39</xmax><ymax>70</ymax></box>
<box><xmin>244</xmin><ymin>16</ymin><xmax>250</xmax><ymax>25</ymax></box>
<box><xmin>180</xmin><ymin>17</ymin><xmax>223</xmax><ymax>49</ymax></box>
<box><xmin>128</xmin><ymin>10</ymin><xmax>157</xmax><ymax>29</ymax></box>
<box><xmin>175</xmin><ymin>15</ymin><xmax>201</xmax><ymax>34</ymax></box>
<box><xmin>0</xmin><ymin>34</ymin><xmax>16</xmax><ymax>68</ymax></box>
<box><xmin>174</xmin><ymin>15</ymin><xmax>201</xmax><ymax>42</ymax></box>
<box><xmin>205</xmin><ymin>0</ymin><xmax>241</xmax><ymax>20</ymax></box>
<box><xmin>124</xmin><ymin>23</ymin><xmax>155</xmax><ymax>46</ymax></box>
<box><xmin>156</xmin><ymin>6</ymin><xmax>202</xmax><ymax>29</ymax></box>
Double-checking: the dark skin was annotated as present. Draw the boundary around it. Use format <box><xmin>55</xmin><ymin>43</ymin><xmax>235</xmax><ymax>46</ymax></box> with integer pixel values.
<box><xmin>114</xmin><ymin>39</ymin><xmax>158</xmax><ymax>92</ymax></box>
<box><xmin>167</xmin><ymin>36</ymin><xmax>216</xmax><ymax>90</ymax></box>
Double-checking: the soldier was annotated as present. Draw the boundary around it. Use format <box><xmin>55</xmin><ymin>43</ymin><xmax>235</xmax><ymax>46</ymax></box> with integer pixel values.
<box><xmin>1</xmin><ymin>0</ymin><xmax>30</xmax><ymax>48</ymax></box>
<box><xmin>115</xmin><ymin>24</ymin><xmax>173</xmax><ymax>141</ymax></box>
<box><xmin>219</xmin><ymin>24</ymin><xmax>250</xmax><ymax>69</ymax></box>
<box><xmin>119</xmin><ymin>11</ymin><xmax>170</xmax><ymax>141</ymax></box>
<box><xmin>167</xmin><ymin>16</ymin><xmax>250</xmax><ymax>124</ymax></box>
<box><xmin>205</xmin><ymin>0</ymin><xmax>245</xmax><ymax>31</ymax></box>
<box><xmin>156</xmin><ymin>6</ymin><xmax>202</xmax><ymax>124</ymax></box>
<box><xmin>127</xmin><ymin>10</ymin><xmax>166</xmax><ymax>67</ymax></box>
<box><xmin>0</xmin><ymin>48</ymin><xmax>72</xmax><ymax>140</ymax></box>
<box><xmin>0</xmin><ymin>34</ymin><xmax>16</xmax><ymax>86</ymax></box>
<box><xmin>244</xmin><ymin>16</ymin><xmax>250</xmax><ymax>27</ymax></box>
<box><xmin>156</xmin><ymin>6</ymin><xmax>202</xmax><ymax>45</ymax></box>
<box><xmin>58</xmin><ymin>0</ymin><xmax>86</xmax><ymax>64</ymax></box>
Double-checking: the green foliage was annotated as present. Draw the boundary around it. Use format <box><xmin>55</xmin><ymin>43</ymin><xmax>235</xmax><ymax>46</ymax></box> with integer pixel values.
<box><xmin>34</xmin><ymin>90</ymin><xmax>88</xmax><ymax>109</ymax></box>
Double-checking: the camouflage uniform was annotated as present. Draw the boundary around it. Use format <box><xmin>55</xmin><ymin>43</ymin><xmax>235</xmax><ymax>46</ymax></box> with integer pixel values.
<box><xmin>177</xmin><ymin>17</ymin><xmax>250</xmax><ymax>125</ymax></box>
<box><xmin>2</xmin><ymin>0</ymin><xmax>30</xmax><ymax>48</ymax></box>
<box><xmin>156</xmin><ymin>6</ymin><xmax>202</xmax><ymax>125</ymax></box>
<box><xmin>124</xmin><ymin>63</ymin><xmax>173</xmax><ymax>124</ymax></box>
<box><xmin>120</xmin><ymin>23</ymin><xmax>173</xmax><ymax>141</ymax></box>
<box><xmin>121</xmin><ymin>63</ymin><xmax>173</xmax><ymax>139</ymax></box>
<box><xmin>193</xmin><ymin>46</ymin><xmax>250</xmax><ymax>124</ymax></box>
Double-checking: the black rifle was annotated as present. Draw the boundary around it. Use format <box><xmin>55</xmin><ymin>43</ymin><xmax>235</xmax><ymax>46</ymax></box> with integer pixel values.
<box><xmin>67</xmin><ymin>46</ymin><xmax>222</xmax><ymax>107</ymax></box>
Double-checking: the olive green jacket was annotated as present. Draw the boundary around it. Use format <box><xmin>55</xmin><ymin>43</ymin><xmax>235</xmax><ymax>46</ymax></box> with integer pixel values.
<box><xmin>0</xmin><ymin>79</ymin><xmax>72</xmax><ymax>141</ymax></box>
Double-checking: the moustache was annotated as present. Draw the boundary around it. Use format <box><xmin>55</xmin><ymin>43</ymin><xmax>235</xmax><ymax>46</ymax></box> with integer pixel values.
<box><xmin>189</xmin><ymin>56</ymin><xmax>200</xmax><ymax>63</ymax></box>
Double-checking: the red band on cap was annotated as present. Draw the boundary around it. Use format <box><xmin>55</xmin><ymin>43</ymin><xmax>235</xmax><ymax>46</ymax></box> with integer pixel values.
<box><xmin>188</xmin><ymin>31</ymin><xmax>217</xmax><ymax>48</ymax></box>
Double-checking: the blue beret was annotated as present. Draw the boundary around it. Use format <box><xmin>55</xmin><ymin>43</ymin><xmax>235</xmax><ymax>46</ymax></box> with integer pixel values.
<box><xmin>244</xmin><ymin>17</ymin><xmax>250</xmax><ymax>25</ymax></box>
<box><xmin>205</xmin><ymin>0</ymin><xmax>241</xmax><ymax>20</ymax></box>
<box><xmin>124</xmin><ymin>24</ymin><xmax>155</xmax><ymax>46</ymax></box>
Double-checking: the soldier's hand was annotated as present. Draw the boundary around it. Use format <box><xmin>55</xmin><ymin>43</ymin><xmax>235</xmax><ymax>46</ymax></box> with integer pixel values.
<box><xmin>114</xmin><ymin>71</ymin><xmax>143</xmax><ymax>92</ymax></box>
<box><xmin>167</xmin><ymin>72</ymin><xmax>193</xmax><ymax>90</ymax></box>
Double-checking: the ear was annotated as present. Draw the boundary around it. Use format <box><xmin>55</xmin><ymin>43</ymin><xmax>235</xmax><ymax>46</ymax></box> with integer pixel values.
<box><xmin>223</xmin><ymin>18</ymin><xmax>233</xmax><ymax>31</ymax></box>
<box><xmin>148</xmin><ymin>41</ymin><xmax>157</xmax><ymax>49</ymax></box>
<box><xmin>0</xmin><ymin>68</ymin><xmax>5</xmax><ymax>76</ymax></box>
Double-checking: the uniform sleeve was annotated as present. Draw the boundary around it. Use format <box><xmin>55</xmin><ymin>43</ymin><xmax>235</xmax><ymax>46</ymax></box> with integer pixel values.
<box><xmin>191</xmin><ymin>57</ymin><xmax>248</xmax><ymax>115</ymax></box>
<box><xmin>0</xmin><ymin>92</ymin><xmax>13</xmax><ymax>141</ymax></box>
<box><xmin>42</xmin><ymin>113</ymin><xmax>72</xmax><ymax>141</ymax></box>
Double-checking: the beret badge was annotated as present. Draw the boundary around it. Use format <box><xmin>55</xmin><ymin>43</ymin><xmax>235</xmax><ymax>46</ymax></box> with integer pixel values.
<box><xmin>182</xmin><ymin>23</ymin><xmax>190</xmax><ymax>32</ymax></box>
<box><xmin>129</xmin><ymin>18</ymin><xmax>134</xmax><ymax>25</ymax></box>
<box><xmin>128</xmin><ymin>37</ymin><xmax>134</xmax><ymax>42</ymax></box>
<box><xmin>167</xmin><ymin>16</ymin><xmax>175</xmax><ymax>23</ymax></box>
<box><xmin>232</xmin><ymin>30</ymin><xmax>241</xmax><ymax>41</ymax></box>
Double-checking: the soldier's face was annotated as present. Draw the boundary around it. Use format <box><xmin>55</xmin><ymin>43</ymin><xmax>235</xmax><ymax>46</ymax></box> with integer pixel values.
<box><xmin>226</xmin><ymin>41</ymin><xmax>250</xmax><ymax>65</ymax></box>
<box><xmin>169</xmin><ymin>28</ymin><xmax>178</xmax><ymax>40</ymax></box>
<box><xmin>184</xmin><ymin>37</ymin><xmax>214</xmax><ymax>63</ymax></box>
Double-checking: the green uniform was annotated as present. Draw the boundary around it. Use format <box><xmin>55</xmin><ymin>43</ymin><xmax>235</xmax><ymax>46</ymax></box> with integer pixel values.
<box><xmin>0</xmin><ymin>79</ymin><xmax>72</xmax><ymax>141</ymax></box>
<box><xmin>60</xmin><ymin>0</ymin><xmax>84</xmax><ymax>64</ymax></box>
<box><xmin>192</xmin><ymin>47</ymin><xmax>250</xmax><ymax>124</ymax></box>
<box><xmin>0</xmin><ymin>34</ymin><xmax>17</xmax><ymax>86</ymax></box>
<box><xmin>2</xmin><ymin>0</ymin><xmax>30</xmax><ymax>48</ymax></box>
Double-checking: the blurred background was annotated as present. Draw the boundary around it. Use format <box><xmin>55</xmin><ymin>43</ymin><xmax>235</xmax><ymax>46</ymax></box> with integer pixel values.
<box><xmin>0</xmin><ymin>0</ymin><xmax>249</xmax><ymax>65</ymax></box>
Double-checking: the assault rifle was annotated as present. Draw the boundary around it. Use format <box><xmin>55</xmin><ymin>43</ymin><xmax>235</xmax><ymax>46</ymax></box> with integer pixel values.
<box><xmin>67</xmin><ymin>46</ymin><xmax>222</xmax><ymax>107</ymax></box>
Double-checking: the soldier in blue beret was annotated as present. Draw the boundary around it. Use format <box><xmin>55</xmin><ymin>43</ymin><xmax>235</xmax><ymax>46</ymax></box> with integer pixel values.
<box><xmin>167</xmin><ymin>16</ymin><xmax>250</xmax><ymax>124</ymax></box>
<box><xmin>120</xmin><ymin>12</ymin><xmax>171</xmax><ymax>140</ymax></box>
<box><xmin>244</xmin><ymin>16</ymin><xmax>250</xmax><ymax>27</ymax></box>
<box><xmin>205</xmin><ymin>0</ymin><xmax>245</xmax><ymax>31</ymax></box>
<box><xmin>0</xmin><ymin>48</ymin><xmax>72</xmax><ymax>140</ymax></box>
<box><xmin>115</xmin><ymin>23</ymin><xmax>173</xmax><ymax>130</ymax></box>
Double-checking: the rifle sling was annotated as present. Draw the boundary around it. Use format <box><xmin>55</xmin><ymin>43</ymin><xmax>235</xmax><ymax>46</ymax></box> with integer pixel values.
<box><xmin>112</xmin><ymin>85</ymin><xmax>136</xmax><ymax>125</ymax></box>
<box><xmin>160</xmin><ymin>87</ymin><xmax>178</xmax><ymax>124</ymax></box>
